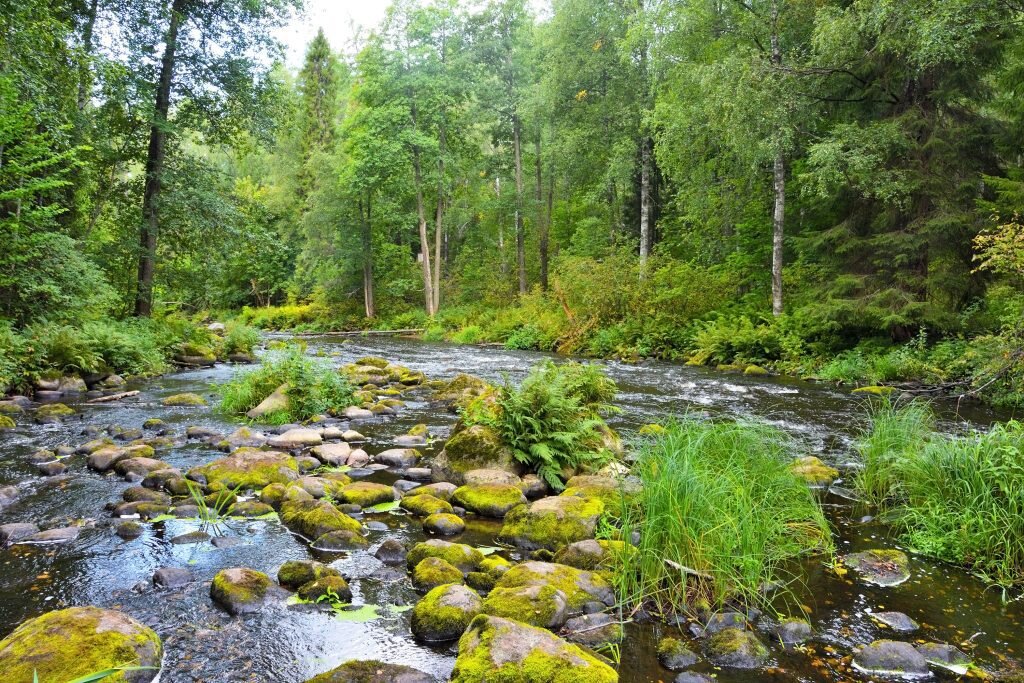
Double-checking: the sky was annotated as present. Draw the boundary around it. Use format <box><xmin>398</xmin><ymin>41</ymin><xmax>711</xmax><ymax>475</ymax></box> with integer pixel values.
<box><xmin>276</xmin><ymin>0</ymin><xmax>392</xmax><ymax>66</ymax></box>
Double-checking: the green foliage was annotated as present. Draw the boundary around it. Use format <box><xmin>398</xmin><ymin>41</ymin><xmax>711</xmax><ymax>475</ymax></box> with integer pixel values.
<box><xmin>856</xmin><ymin>402</ymin><xmax>1024</xmax><ymax>591</ymax></box>
<box><xmin>218</xmin><ymin>346</ymin><xmax>354</xmax><ymax>423</ymax></box>
<box><xmin>616</xmin><ymin>418</ymin><xmax>833</xmax><ymax>615</ymax></box>
<box><xmin>467</xmin><ymin>360</ymin><xmax>618</xmax><ymax>489</ymax></box>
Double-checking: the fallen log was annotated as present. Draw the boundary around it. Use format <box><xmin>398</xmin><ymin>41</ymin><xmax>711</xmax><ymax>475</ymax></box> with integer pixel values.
<box><xmin>87</xmin><ymin>391</ymin><xmax>140</xmax><ymax>404</ymax></box>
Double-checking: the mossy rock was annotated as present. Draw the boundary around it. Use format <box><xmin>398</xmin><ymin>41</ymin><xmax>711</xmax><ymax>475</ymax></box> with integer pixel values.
<box><xmin>278</xmin><ymin>560</ymin><xmax>341</xmax><ymax>589</ymax></box>
<box><xmin>297</xmin><ymin>575</ymin><xmax>352</xmax><ymax>603</ymax></box>
<box><xmin>413</xmin><ymin>557</ymin><xmax>464</xmax><ymax>591</ymax></box>
<box><xmin>424</xmin><ymin>513</ymin><xmax>466</xmax><ymax>536</ymax></box>
<box><xmin>340</xmin><ymin>481</ymin><xmax>395</xmax><ymax>508</ymax></box>
<box><xmin>280</xmin><ymin>499</ymin><xmax>363</xmax><ymax>540</ymax></box>
<box><xmin>852</xmin><ymin>385</ymin><xmax>896</xmax><ymax>396</ymax></box>
<box><xmin>563</xmin><ymin>613</ymin><xmax>623</xmax><ymax>648</ymax></box>
<box><xmin>0</xmin><ymin>415</ymin><xmax>15</xmax><ymax>430</ymax></box>
<box><xmin>313</xmin><ymin>529</ymin><xmax>370</xmax><ymax>551</ymax></box>
<box><xmin>0</xmin><ymin>607</ymin><xmax>162</xmax><ymax>683</ymax></box>
<box><xmin>658</xmin><ymin>637</ymin><xmax>699</xmax><ymax>670</ymax></box>
<box><xmin>744</xmin><ymin>364</ymin><xmax>769</xmax><ymax>376</ymax></box>
<box><xmin>210</xmin><ymin>567</ymin><xmax>272</xmax><ymax>615</ymax></box>
<box><xmin>493</xmin><ymin>561</ymin><xmax>614</xmax><ymax>612</ymax></box>
<box><xmin>189</xmin><ymin>448</ymin><xmax>299</xmax><ymax>490</ymax></box>
<box><xmin>432</xmin><ymin>374</ymin><xmax>493</xmax><ymax>410</ymax></box>
<box><xmin>35</xmin><ymin>403</ymin><xmax>76</xmax><ymax>420</ymax></box>
<box><xmin>789</xmin><ymin>456</ymin><xmax>839</xmax><ymax>486</ymax></box>
<box><xmin>355</xmin><ymin>356</ymin><xmax>390</xmax><ymax>369</ymax></box>
<box><xmin>705</xmin><ymin>628</ymin><xmax>769</xmax><ymax>669</ymax></box>
<box><xmin>852</xmin><ymin>640</ymin><xmax>929</xmax><ymax>677</ymax></box>
<box><xmin>304</xmin><ymin>660</ymin><xmax>433</xmax><ymax>683</ymax></box>
<box><xmin>401</xmin><ymin>493</ymin><xmax>454</xmax><ymax>517</ymax></box>
<box><xmin>162</xmin><ymin>393</ymin><xmax>207</xmax><ymax>407</ymax></box>
<box><xmin>407</xmin><ymin>539</ymin><xmax>485</xmax><ymax>574</ymax></box>
<box><xmin>452</xmin><ymin>483</ymin><xmax>527</xmax><ymax>518</ymax></box>
<box><xmin>230</xmin><ymin>501</ymin><xmax>274</xmax><ymax>518</ymax></box>
<box><xmin>411</xmin><ymin>583</ymin><xmax>483</xmax><ymax>642</ymax></box>
<box><xmin>553</xmin><ymin>539</ymin><xmax>630</xmax><ymax>572</ymax></box>
<box><xmin>451</xmin><ymin>614</ymin><xmax>618</xmax><ymax>683</ymax></box>
<box><xmin>842</xmin><ymin>549</ymin><xmax>911</xmax><ymax>587</ymax></box>
<box><xmin>0</xmin><ymin>401</ymin><xmax>23</xmax><ymax>414</ymax></box>
<box><xmin>637</xmin><ymin>423</ymin><xmax>666</xmax><ymax>437</ymax></box>
<box><xmin>481</xmin><ymin>584</ymin><xmax>569</xmax><ymax>629</ymax></box>
<box><xmin>500</xmin><ymin>496</ymin><xmax>605</xmax><ymax>551</ymax></box>
<box><xmin>405</xmin><ymin>482</ymin><xmax>458</xmax><ymax>501</ymax></box>
<box><xmin>432</xmin><ymin>424</ymin><xmax>520</xmax><ymax>485</ymax></box>
<box><xmin>409</xmin><ymin>423</ymin><xmax>429</xmax><ymax>437</ymax></box>
<box><xmin>480</xmin><ymin>555</ymin><xmax>512</xmax><ymax>578</ymax></box>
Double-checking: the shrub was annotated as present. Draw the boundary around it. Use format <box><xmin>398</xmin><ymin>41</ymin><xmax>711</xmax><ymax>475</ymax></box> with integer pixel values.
<box><xmin>615</xmin><ymin>419</ymin><xmax>833</xmax><ymax>615</ymax></box>
<box><xmin>451</xmin><ymin>325</ymin><xmax>486</xmax><ymax>345</ymax></box>
<box><xmin>218</xmin><ymin>346</ymin><xmax>354</xmax><ymax>423</ymax></box>
<box><xmin>221</xmin><ymin>321</ymin><xmax>261</xmax><ymax>356</ymax></box>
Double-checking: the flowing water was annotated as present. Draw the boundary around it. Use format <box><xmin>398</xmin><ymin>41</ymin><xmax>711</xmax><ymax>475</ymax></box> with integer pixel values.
<box><xmin>0</xmin><ymin>335</ymin><xmax>1021</xmax><ymax>682</ymax></box>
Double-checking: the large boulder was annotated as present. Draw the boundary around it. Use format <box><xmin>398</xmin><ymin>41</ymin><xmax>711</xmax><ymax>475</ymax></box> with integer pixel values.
<box><xmin>451</xmin><ymin>615</ymin><xmax>618</xmax><ymax>683</ymax></box>
<box><xmin>842</xmin><ymin>549</ymin><xmax>911</xmax><ymax>587</ymax></box>
<box><xmin>210</xmin><ymin>567</ymin><xmax>273</xmax><ymax>615</ymax></box>
<box><xmin>705</xmin><ymin>628</ymin><xmax>769</xmax><ymax>669</ymax></box>
<box><xmin>0</xmin><ymin>607</ymin><xmax>162</xmax><ymax>682</ymax></box>
<box><xmin>407</xmin><ymin>539</ymin><xmax>485</xmax><ymax>574</ymax></box>
<box><xmin>481</xmin><ymin>585</ymin><xmax>569</xmax><ymax>629</ymax></box>
<box><xmin>431</xmin><ymin>424</ymin><xmax>520</xmax><ymax>485</ymax></box>
<box><xmin>188</xmin><ymin>448</ymin><xmax>299</xmax><ymax>490</ymax></box>
<box><xmin>452</xmin><ymin>483</ymin><xmax>527</xmax><ymax>518</ymax></box>
<box><xmin>401</xmin><ymin>493</ymin><xmax>454</xmax><ymax>517</ymax></box>
<box><xmin>280</xmin><ymin>499</ymin><xmax>363</xmax><ymax>540</ymax></box>
<box><xmin>413</xmin><ymin>557</ymin><xmax>464</xmax><ymax>591</ymax></box>
<box><xmin>852</xmin><ymin>640</ymin><xmax>929</xmax><ymax>677</ymax></box>
<box><xmin>411</xmin><ymin>583</ymin><xmax>483</xmax><ymax>641</ymax></box>
<box><xmin>500</xmin><ymin>496</ymin><xmax>604</xmax><ymax>551</ymax></box>
<box><xmin>268</xmin><ymin>428</ymin><xmax>323</xmax><ymax>450</ymax></box>
<box><xmin>375</xmin><ymin>448</ymin><xmax>420</xmax><ymax>469</ymax></box>
<box><xmin>432</xmin><ymin>373</ymin><xmax>493</xmax><ymax>409</ymax></box>
<box><xmin>493</xmin><ymin>561</ymin><xmax>614</xmax><ymax>612</ymax></box>
<box><xmin>246</xmin><ymin>384</ymin><xmax>289</xmax><ymax>420</ymax></box>
<box><xmin>552</xmin><ymin>539</ymin><xmax>629</xmax><ymax>572</ymax></box>
<box><xmin>311</xmin><ymin>442</ymin><xmax>352</xmax><ymax>466</ymax></box>
<box><xmin>340</xmin><ymin>481</ymin><xmax>395</xmax><ymax>507</ymax></box>
<box><xmin>304</xmin><ymin>660</ymin><xmax>433</xmax><ymax>683</ymax></box>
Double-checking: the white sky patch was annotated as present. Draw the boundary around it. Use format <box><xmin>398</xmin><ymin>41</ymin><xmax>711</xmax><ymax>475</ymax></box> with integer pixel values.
<box><xmin>276</xmin><ymin>0</ymin><xmax>392</xmax><ymax>65</ymax></box>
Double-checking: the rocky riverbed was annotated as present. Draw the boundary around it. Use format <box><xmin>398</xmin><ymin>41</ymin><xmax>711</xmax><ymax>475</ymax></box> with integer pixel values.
<box><xmin>0</xmin><ymin>336</ymin><xmax>1021</xmax><ymax>682</ymax></box>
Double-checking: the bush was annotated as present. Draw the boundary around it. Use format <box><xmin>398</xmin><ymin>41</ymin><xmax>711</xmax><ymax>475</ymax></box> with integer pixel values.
<box><xmin>616</xmin><ymin>418</ymin><xmax>833</xmax><ymax>615</ymax></box>
<box><xmin>856</xmin><ymin>402</ymin><xmax>1024</xmax><ymax>590</ymax></box>
<box><xmin>218</xmin><ymin>346</ymin><xmax>354</xmax><ymax>423</ymax></box>
<box><xmin>221</xmin><ymin>321</ymin><xmax>261</xmax><ymax>356</ymax></box>
<box><xmin>467</xmin><ymin>361</ymin><xmax>618</xmax><ymax>489</ymax></box>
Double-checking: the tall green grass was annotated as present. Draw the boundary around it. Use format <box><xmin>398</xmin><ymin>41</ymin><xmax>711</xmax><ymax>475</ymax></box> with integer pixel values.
<box><xmin>615</xmin><ymin>419</ymin><xmax>833</xmax><ymax>616</ymax></box>
<box><xmin>856</xmin><ymin>402</ymin><xmax>1024</xmax><ymax>591</ymax></box>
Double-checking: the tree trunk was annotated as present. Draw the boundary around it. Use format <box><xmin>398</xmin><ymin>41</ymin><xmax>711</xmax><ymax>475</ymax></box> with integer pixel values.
<box><xmin>542</xmin><ymin>171</ymin><xmax>553</xmax><ymax>292</ymax></box>
<box><xmin>412</xmin><ymin>146</ymin><xmax>435</xmax><ymax>317</ymax></box>
<box><xmin>433</xmin><ymin>122</ymin><xmax>446</xmax><ymax>314</ymax></box>
<box><xmin>77</xmin><ymin>0</ymin><xmax>98</xmax><ymax>114</ymax></box>
<box><xmin>496</xmin><ymin>177</ymin><xmax>506</xmax><ymax>275</ymax></box>
<box><xmin>134</xmin><ymin>0</ymin><xmax>185</xmax><ymax>317</ymax></box>
<box><xmin>535</xmin><ymin>133</ymin><xmax>548</xmax><ymax>292</ymax></box>
<box><xmin>361</xmin><ymin>194</ymin><xmax>375</xmax><ymax>319</ymax></box>
<box><xmin>513</xmin><ymin>114</ymin><xmax>526</xmax><ymax>295</ymax></box>
<box><xmin>770</xmin><ymin>2</ymin><xmax>785</xmax><ymax>317</ymax></box>
<box><xmin>639</xmin><ymin>137</ymin><xmax>652</xmax><ymax>268</ymax></box>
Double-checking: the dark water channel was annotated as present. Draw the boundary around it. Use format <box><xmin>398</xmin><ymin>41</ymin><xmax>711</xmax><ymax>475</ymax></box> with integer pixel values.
<box><xmin>0</xmin><ymin>335</ymin><xmax>1021</xmax><ymax>682</ymax></box>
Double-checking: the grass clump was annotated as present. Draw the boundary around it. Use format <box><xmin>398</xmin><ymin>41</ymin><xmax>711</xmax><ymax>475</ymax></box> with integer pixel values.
<box><xmin>465</xmin><ymin>360</ymin><xmax>618</xmax><ymax>490</ymax></box>
<box><xmin>856</xmin><ymin>401</ymin><xmax>1024</xmax><ymax>591</ymax></box>
<box><xmin>218</xmin><ymin>345</ymin><xmax>354</xmax><ymax>423</ymax></box>
<box><xmin>616</xmin><ymin>418</ymin><xmax>833</xmax><ymax>616</ymax></box>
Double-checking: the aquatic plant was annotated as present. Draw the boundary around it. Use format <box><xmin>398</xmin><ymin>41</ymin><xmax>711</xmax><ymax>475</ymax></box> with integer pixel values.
<box><xmin>614</xmin><ymin>418</ymin><xmax>833</xmax><ymax>616</ymax></box>
<box><xmin>854</xmin><ymin>399</ymin><xmax>935</xmax><ymax>506</ymax></box>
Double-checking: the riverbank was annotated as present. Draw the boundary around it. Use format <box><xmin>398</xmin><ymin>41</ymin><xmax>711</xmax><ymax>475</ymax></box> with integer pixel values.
<box><xmin>235</xmin><ymin>303</ymin><xmax>1024</xmax><ymax>410</ymax></box>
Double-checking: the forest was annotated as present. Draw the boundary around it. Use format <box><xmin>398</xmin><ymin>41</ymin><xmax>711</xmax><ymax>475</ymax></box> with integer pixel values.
<box><xmin>4</xmin><ymin>0</ymin><xmax>1024</xmax><ymax>404</ymax></box>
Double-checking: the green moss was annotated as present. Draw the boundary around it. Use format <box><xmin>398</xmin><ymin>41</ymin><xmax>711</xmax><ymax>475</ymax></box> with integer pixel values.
<box><xmin>638</xmin><ymin>423</ymin><xmax>666</xmax><ymax>437</ymax></box>
<box><xmin>560</xmin><ymin>485</ymin><xmax>623</xmax><ymax>516</ymax></box>
<box><xmin>278</xmin><ymin>560</ymin><xmax>341</xmax><ymax>589</ymax></box>
<box><xmin>789</xmin><ymin>456</ymin><xmax>839</xmax><ymax>486</ymax></box>
<box><xmin>500</xmin><ymin>496</ymin><xmax>605</xmax><ymax>551</ymax></box>
<box><xmin>280</xmin><ymin>499</ymin><xmax>363</xmax><ymax>539</ymax></box>
<box><xmin>467</xmin><ymin>571</ymin><xmax>496</xmax><ymax>591</ymax></box>
<box><xmin>306</xmin><ymin>660</ymin><xmax>432</xmax><ymax>683</ymax></box>
<box><xmin>0</xmin><ymin>607</ymin><xmax>162</xmax><ymax>682</ymax></box>
<box><xmin>435</xmin><ymin>424</ymin><xmax>516</xmax><ymax>483</ymax></box>
<box><xmin>210</xmin><ymin>568</ymin><xmax>271</xmax><ymax>614</ymax></box>
<box><xmin>35</xmin><ymin>403</ymin><xmax>75</xmax><ymax>419</ymax></box>
<box><xmin>355</xmin><ymin>356</ymin><xmax>390</xmax><ymax>369</ymax></box>
<box><xmin>162</xmin><ymin>392</ymin><xmax>207</xmax><ymax>406</ymax></box>
<box><xmin>852</xmin><ymin>385</ymin><xmax>896</xmax><ymax>396</ymax></box>
<box><xmin>297</xmin><ymin>575</ymin><xmax>352</xmax><ymax>603</ymax></box>
<box><xmin>341</xmin><ymin>481</ymin><xmax>395</xmax><ymax>508</ymax></box>
<box><xmin>411</xmin><ymin>584</ymin><xmax>483</xmax><ymax>642</ymax></box>
<box><xmin>424</xmin><ymin>513</ymin><xmax>466</xmax><ymax>536</ymax></box>
<box><xmin>451</xmin><ymin>615</ymin><xmax>618</xmax><ymax>683</ymax></box>
<box><xmin>553</xmin><ymin>540</ymin><xmax>630</xmax><ymax>571</ymax></box>
<box><xmin>401</xmin><ymin>494</ymin><xmax>454</xmax><ymax>517</ymax></box>
<box><xmin>413</xmin><ymin>557</ymin><xmax>464</xmax><ymax>590</ymax></box>
<box><xmin>481</xmin><ymin>585</ymin><xmax>565</xmax><ymax>628</ymax></box>
<box><xmin>0</xmin><ymin>415</ymin><xmax>14</xmax><ymax>430</ymax></box>
<box><xmin>744</xmin><ymin>364</ymin><xmax>769</xmax><ymax>376</ymax></box>
<box><xmin>0</xmin><ymin>402</ymin><xmax>22</xmax><ymax>414</ymax></box>
<box><xmin>452</xmin><ymin>484</ymin><xmax>527</xmax><ymax>518</ymax></box>
<box><xmin>192</xmin><ymin>449</ymin><xmax>299</xmax><ymax>490</ymax></box>
<box><xmin>409</xmin><ymin>423</ymin><xmax>429</xmax><ymax>437</ymax></box>
<box><xmin>407</xmin><ymin>540</ymin><xmax>485</xmax><ymax>573</ymax></box>
<box><xmin>493</xmin><ymin>561</ymin><xmax>613</xmax><ymax>611</ymax></box>
<box><xmin>706</xmin><ymin>628</ymin><xmax>769</xmax><ymax>664</ymax></box>
<box><xmin>480</xmin><ymin>555</ymin><xmax>512</xmax><ymax>578</ymax></box>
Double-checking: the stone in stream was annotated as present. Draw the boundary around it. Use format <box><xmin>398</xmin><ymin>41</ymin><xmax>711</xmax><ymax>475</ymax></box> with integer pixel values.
<box><xmin>123</xmin><ymin>486</ymin><xmax>171</xmax><ymax>504</ymax></box>
<box><xmin>499</xmin><ymin>495</ymin><xmax>605</xmax><ymax>551</ymax></box>
<box><xmin>153</xmin><ymin>567</ymin><xmax>191</xmax><ymax>588</ymax></box>
<box><xmin>186</xmin><ymin>425</ymin><xmax>220</xmax><ymax>439</ymax></box>
<box><xmin>406</xmin><ymin>539</ymin><xmax>484</xmax><ymax>574</ymax></box>
<box><xmin>658</xmin><ymin>636</ymin><xmax>699</xmax><ymax>670</ymax></box>
<box><xmin>116</xmin><ymin>457</ymin><xmax>172</xmax><ymax>479</ymax></box>
<box><xmin>775</xmin><ymin>618</ymin><xmax>813</xmax><ymax>645</ymax></box>
<box><xmin>268</xmin><ymin>428</ymin><xmax>323</xmax><ymax>450</ymax></box>
<box><xmin>431</xmin><ymin>424</ymin><xmax>521</xmax><ymax>485</ymax></box>
<box><xmin>375</xmin><ymin>539</ymin><xmax>408</xmax><ymax>566</ymax></box>
<box><xmin>217</xmin><ymin>426</ymin><xmax>268</xmax><ymax>451</ymax></box>
<box><xmin>916</xmin><ymin>642</ymin><xmax>972</xmax><ymax>674</ymax></box>
<box><xmin>37</xmin><ymin>460</ymin><xmax>67</xmax><ymax>476</ymax></box>
<box><xmin>375</xmin><ymin>448</ymin><xmax>420</xmax><ymax>469</ymax></box>
<box><xmin>280</xmin><ymin>499</ymin><xmax>363</xmax><ymax>540</ymax></box>
<box><xmin>210</xmin><ymin>567</ymin><xmax>274</xmax><ymax>615</ymax></box>
<box><xmin>27</xmin><ymin>449</ymin><xmax>56</xmax><ymax>464</ymax></box>
<box><xmin>519</xmin><ymin>474</ymin><xmax>548</xmax><ymax>499</ymax></box>
<box><xmin>116</xmin><ymin>521</ymin><xmax>144</xmax><ymax>540</ymax></box>
<box><xmin>413</xmin><ymin>557</ymin><xmax>464</xmax><ymax>591</ymax></box>
<box><xmin>310</xmin><ymin>442</ymin><xmax>352</xmax><ymax>466</ymax></box>
<box><xmin>843</xmin><ymin>549</ymin><xmax>911</xmax><ymax>587</ymax></box>
<box><xmin>790</xmin><ymin>455</ymin><xmax>839</xmax><ymax>486</ymax></box>
<box><xmin>161</xmin><ymin>393</ymin><xmax>206</xmax><ymax>407</ymax></box>
<box><xmin>293</xmin><ymin>475</ymin><xmax>349</xmax><ymax>499</ymax></box>
<box><xmin>450</xmin><ymin>614</ymin><xmax>618</xmax><ymax>683</ymax></box>
<box><xmin>463</xmin><ymin>469</ymin><xmax>521</xmax><ymax>486</ymax></box>
<box><xmin>493</xmin><ymin>561</ymin><xmax>614</xmax><ymax>612</ymax></box>
<box><xmin>229</xmin><ymin>501</ymin><xmax>274</xmax><ymax>518</ymax></box>
<box><xmin>560</xmin><ymin>475</ymin><xmax>632</xmax><ymax>517</ymax></box>
<box><xmin>406</xmin><ymin>482</ymin><xmax>458</xmax><ymax>501</ymax></box>
<box><xmin>295</xmin><ymin>455</ymin><xmax>321</xmax><ymax>473</ymax></box>
<box><xmin>339</xmin><ymin>481</ymin><xmax>395</xmax><ymax>508</ymax></box>
<box><xmin>392</xmin><ymin>479</ymin><xmax>422</xmax><ymax>494</ymax></box>
<box><xmin>277</xmin><ymin>560</ymin><xmax>342</xmax><ymax>589</ymax></box>
<box><xmin>343</xmin><ymin>406</ymin><xmax>375</xmax><ymax>420</ymax></box>
<box><xmin>170</xmin><ymin>530</ymin><xmax>211</xmax><ymax>545</ymax></box>
<box><xmin>0</xmin><ymin>485</ymin><xmax>19</xmax><ymax>511</ymax></box>
<box><xmin>401</xmin><ymin>493</ymin><xmax>454</xmax><ymax>517</ymax></box>
<box><xmin>553</xmin><ymin>539</ymin><xmax>629</xmax><ymax>572</ymax></box>
<box><xmin>304</xmin><ymin>660</ymin><xmax>433</xmax><ymax>683</ymax></box>
<box><xmin>424</xmin><ymin>513</ymin><xmax>466</xmax><ymax>536</ymax></box>
<box><xmin>188</xmin><ymin>448</ymin><xmax>299</xmax><ymax>490</ymax></box>
<box><xmin>0</xmin><ymin>606</ymin><xmax>162</xmax><ymax>682</ymax></box>
<box><xmin>34</xmin><ymin>403</ymin><xmax>76</xmax><ymax>423</ymax></box>
<box><xmin>246</xmin><ymin>383</ymin><xmax>289</xmax><ymax>420</ymax></box>
<box><xmin>19</xmin><ymin>526</ymin><xmax>81</xmax><ymax>545</ymax></box>
<box><xmin>342</xmin><ymin>429</ymin><xmax>367</xmax><ymax>442</ymax></box>
<box><xmin>705</xmin><ymin>628</ymin><xmax>770</xmax><ymax>669</ymax></box>
<box><xmin>870</xmin><ymin>611</ymin><xmax>920</xmax><ymax>633</ymax></box>
<box><xmin>0</xmin><ymin>415</ymin><xmax>15</xmax><ymax>431</ymax></box>
<box><xmin>674</xmin><ymin>675</ymin><xmax>714</xmax><ymax>683</ymax></box>
<box><xmin>403</xmin><ymin>467</ymin><xmax>433</xmax><ymax>481</ymax></box>
<box><xmin>395</xmin><ymin>433</ymin><xmax>427</xmax><ymax>447</ymax></box>
<box><xmin>562</xmin><ymin>613</ymin><xmax>623</xmax><ymax>648</ymax></box>
<box><xmin>313</xmin><ymin>529</ymin><xmax>369</xmax><ymax>551</ymax></box>
<box><xmin>704</xmin><ymin>611</ymin><xmax>748</xmax><ymax>634</ymax></box>
<box><xmin>297</xmin><ymin>575</ymin><xmax>352</xmax><ymax>603</ymax></box>
<box><xmin>481</xmin><ymin>584</ymin><xmax>569</xmax><ymax>629</ymax></box>
<box><xmin>0</xmin><ymin>522</ymin><xmax>39</xmax><ymax>544</ymax></box>
<box><xmin>76</xmin><ymin>437</ymin><xmax>113</xmax><ymax>454</ymax></box>
<box><xmin>412</xmin><ymin>583</ymin><xmax>483</xmax><ymax>642</ymax></box>
<box><xmin>211</xmin><ymin>535</ymin><xmax>242</xmax><ymax>549</ymax></box>
<box><xmin>852</xmin><ymin>640</ymin><xmax>930</xmax><ymax>677</ymax></box>
<box><xmin>88</xmin><ymin>444</ymin><xmax>155</xmax><ymax>472</ymax></box>
<box><xmin>452</xmin><ymin>483</ymin><xmax>527</xmax><ymax>519</ymax></box>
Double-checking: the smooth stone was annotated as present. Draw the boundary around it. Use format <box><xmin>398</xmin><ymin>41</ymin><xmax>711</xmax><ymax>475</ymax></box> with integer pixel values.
<box><xmin>916</xmin><ymin>642</ymin><xmax>971</xmax><ymax>674</ymax></box>
<box><xmin>170</xmin><ymin>530</ymin><xmax>210</xmax><ymax>545</ymax></box>
<box><xmin>393</xmin><ymin>479</ymin><xmax>422</xmax><ymax>493</ymax></box>
<box><xmin>705</xmin><ymin>628</ymin><xmax>769</xmax><ymax>669</ymax></box>
<box><xmin>563</xmin><ymin>613</ymin><xmax>623</xmax><ymax>647</ymax></box>
<box><xmin>37</xmin><ymin>460</ymin><xmax>67</xmax><ymax>476</ymax></box>
<box><xmin>394</xmin><ymin>434</ymin><xmax>427</xmax><ymax>447</ymax></box>
<box><xmin>210</xmin><ymin>567</ymin><xmax>273</xmax><ymax>615</ymax></box>
<box><xmin>871</xmin><ymin>611</ymin><xmax>920</xmax><ymax>633</ymax></box>
<box><xmin>843</xmin><ymin>549</ymin><xmax>911</xmax><ymax>587</ymax></box>
<box><xmin>775</xmin><ymin>618</ymin><xmax>813</xmax><ymax>644</ymax></box>
<box><xmin>116</xmin><ymin>521</ymin><xmax>143</xmax><ymax>540</ymax></box>
<box><xmin>20</xmin><ymin>526</ymin><xmax>81</xmax><ymax>545</ymax></box>
<box><xmin>342</xmin><ymin>430</ymin><xmax>366</xmax><ymax>442</ymax></box>
<box><xmin>0</xmin><ymin>522</ymin><xmax>40</xmax><ymax>544</ymax></box>
<box><xmin>705</xmin><ymin>611</ymin><xmax>747</xmax><ymax>634</ymax></box>
<box><xmin>267</xmin><ymin>428</ymin><xmax>323</xmax><ymax>450</ymax></box>
<box><xmin>311</xmin><ymin>442</ymin><xmax>352</xmax><ymax>466</ymax></box>
<box><xmin>375</xmin><ymin>448</ymin><xmax>420</xmax><ymax>468</ymax></box>
<box><xmin>424</xmin><ymin>513</ymin><xmax>466</xmax><ymax>536</ymax></box>
<box><xmin>853</xmin><ymin>640</ymin><xmax>929</xmax><ymax>677</ymax></box>
<box><xmin>304</xmin><ymin>660</ymin><xmax>432</xmax><ymax>683</ymax></box>
<box><xmin>658</xmin><ymin>636</ymin><xmax>699</xmax><ymax>670</ymax></box>
<box><xmin>153</xmin><ymin>567</ymin><xmax>191</xmax><ymax>588</ymax></box>
<box><xmin>375</xmin><ymin>539</ymin><xmax>407</xmax><ymax>565</ymax></box>
<box><xmin>674</xmin><ymin>675</ymin><xmax>715</xmax><ymax>683</ymax></box>
<box><xmin>211</xmin><ymin>536</ymin><xmax>243</xmax><ymax>549</ymax></box>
